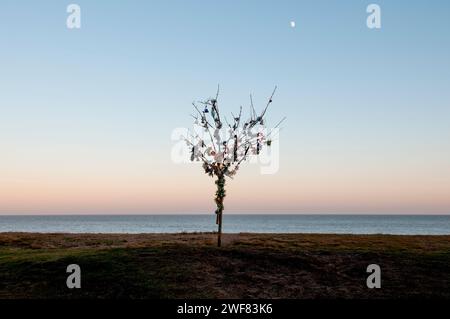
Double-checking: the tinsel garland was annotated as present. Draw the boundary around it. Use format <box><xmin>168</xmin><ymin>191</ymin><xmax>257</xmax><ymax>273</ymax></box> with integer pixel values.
<box><xmin>214</xmin><ymin>175</ymin><xmax>226</xmax><ymax>219</ymax></box>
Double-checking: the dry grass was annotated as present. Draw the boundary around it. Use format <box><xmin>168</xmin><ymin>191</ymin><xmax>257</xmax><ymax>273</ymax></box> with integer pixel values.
<box><xmin>0</xmin><ymin>232</ymin><xmax>449</xmax><ymax>299</ymax></box>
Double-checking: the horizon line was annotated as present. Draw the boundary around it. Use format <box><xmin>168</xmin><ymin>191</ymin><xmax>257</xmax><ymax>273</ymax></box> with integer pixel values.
<box><xmin>1</xmin><ymin>213</ymin><xmax>449</xmax><ymax>216</ymax></box>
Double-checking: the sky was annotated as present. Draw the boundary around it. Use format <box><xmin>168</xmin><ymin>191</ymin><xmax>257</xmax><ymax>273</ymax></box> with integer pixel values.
<box><xmin>0</xmin><ymin>0</ymin><xmax>449</xmax><ymax>214</ymax></box>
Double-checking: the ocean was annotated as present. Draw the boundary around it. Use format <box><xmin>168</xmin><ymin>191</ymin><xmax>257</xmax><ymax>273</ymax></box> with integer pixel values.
<box><xmin>0</xmin><ymin>214</ymin><xmax>449</xmax><ymax>235</ymax></box>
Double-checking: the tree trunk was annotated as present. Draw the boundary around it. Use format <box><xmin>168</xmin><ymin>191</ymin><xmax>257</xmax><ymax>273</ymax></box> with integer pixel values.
<box><xmin>215</xmin><ymin>174</ymin><xmax>226</xmax><ymax>247</ymax></box>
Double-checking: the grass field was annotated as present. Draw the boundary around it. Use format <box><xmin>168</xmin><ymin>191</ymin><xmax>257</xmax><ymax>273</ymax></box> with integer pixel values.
<box><xmin>0</xmin><ymin>232</ymin><xmax>449</xmax><ymax>299</ymax></box>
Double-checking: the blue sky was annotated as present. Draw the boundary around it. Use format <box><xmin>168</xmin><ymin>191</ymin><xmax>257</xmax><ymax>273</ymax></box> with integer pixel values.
<box><xmin>0</xmin><ymin>1</ymin><xmax>449</xmax><ymax>214</ymax></box>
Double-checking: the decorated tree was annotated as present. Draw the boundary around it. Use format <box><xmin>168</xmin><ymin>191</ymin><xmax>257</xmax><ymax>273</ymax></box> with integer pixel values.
<box><xmin>185</xmin><ymin>86</ymin><xmax>285</xmax><ymax>246</ymax></box>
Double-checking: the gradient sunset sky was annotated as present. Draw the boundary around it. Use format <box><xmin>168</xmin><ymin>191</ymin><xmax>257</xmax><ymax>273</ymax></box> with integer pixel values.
<box><xmin>1</xmin><ymin>0</ymin><xmax>449</xmax><ymax>214</ymax></box>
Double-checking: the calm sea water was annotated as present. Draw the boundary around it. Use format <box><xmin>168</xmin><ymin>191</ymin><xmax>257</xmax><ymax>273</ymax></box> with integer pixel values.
<box><xmin>0</xmin><ymin>215</ymin><xmax>449</xmax><ymax>235</ymax></box>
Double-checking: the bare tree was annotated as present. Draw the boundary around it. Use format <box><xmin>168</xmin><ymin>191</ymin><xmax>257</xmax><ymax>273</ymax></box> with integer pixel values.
<box><xmin>185</xmin><ymin>86</ymin><xmax>285</xmax><ymax>246</ymax></box>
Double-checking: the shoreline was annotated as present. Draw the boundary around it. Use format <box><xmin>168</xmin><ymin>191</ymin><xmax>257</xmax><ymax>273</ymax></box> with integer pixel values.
<box><xmin>1</xmin><ymin>231</ymin><xmax>450</xmax><ymax>237</ymax></box>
